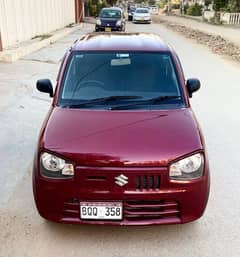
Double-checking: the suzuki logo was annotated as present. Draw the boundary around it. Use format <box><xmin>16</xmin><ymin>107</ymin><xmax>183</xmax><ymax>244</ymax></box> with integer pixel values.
<box><xmin>115</xmin><ymin>174</ymin><xmax>128</xmax><ymax>187</ymax></box>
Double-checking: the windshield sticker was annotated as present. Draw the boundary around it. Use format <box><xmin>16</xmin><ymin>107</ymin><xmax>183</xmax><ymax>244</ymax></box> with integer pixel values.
<box><xmin>111</xmin><ymin>58</ymin><xmax>131</xmax><ymax>66</ymax></box>
<box><xmin>76</xmin><ymin>55</ymin><xmax>84</xmax><ymax>59</ymax></box>
<box><xmin>116</xmin><ymin>53</ymin><xmax>129</xmax><ymax>58</ymax></box>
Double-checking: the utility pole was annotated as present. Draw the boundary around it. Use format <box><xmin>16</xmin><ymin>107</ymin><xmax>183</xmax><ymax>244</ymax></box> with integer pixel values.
<box><xmin>180</xmin><ymin>0</ymin><xmax>184</xmax><ymax>15</ymax></box>
<box><xmin>0</xmin><ymin>30</ymin><xmax>3</xmax><ymax>51</ymax></box>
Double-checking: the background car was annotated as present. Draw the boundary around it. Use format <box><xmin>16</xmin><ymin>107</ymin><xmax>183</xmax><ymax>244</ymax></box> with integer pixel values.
<box><xmin>95</xmin><ymin>7</ymin><xmax>125</xmax><ymax>32</ymax></box>
<box><xmin>133</xmin><ymin>8</ymin><xmax>151</xmax><ymax>24</ymax></box>
<box><xmin>127</xmin><ymin>6</ymin><xmax>136</xmax><ymax>21</ymax></box>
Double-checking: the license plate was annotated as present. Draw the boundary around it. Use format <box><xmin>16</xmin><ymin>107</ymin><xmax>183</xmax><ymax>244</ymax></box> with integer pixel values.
<box><xmin>80</xmin><ymin>202</ymin><xmax>122</xmax><ymax>220</ymax></box>
<box><xmin>105</xmin><ymin>27</ymin><xmax>111</xmax><ymax>32</ymax></box>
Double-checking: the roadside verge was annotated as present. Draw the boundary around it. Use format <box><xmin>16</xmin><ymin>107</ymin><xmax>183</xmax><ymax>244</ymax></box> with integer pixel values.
<box><xmin>152</xmin><ymin>15</ymin><xmax>240</xmax><ymax>63</ymax></box>
<box><xmin>0</xmin><ymin>24</ymin><xmax>83</xmax><ymax>63</ymax></box>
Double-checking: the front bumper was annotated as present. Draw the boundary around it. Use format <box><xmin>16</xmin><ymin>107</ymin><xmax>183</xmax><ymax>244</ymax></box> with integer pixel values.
<box><xmin>95</xmin><ymin>25</ymin><xmax>123</xmax><ymax>32</ymax></box>
<box><xmin>133</xmin><ymin>18</ymin><xmax>151</xmax><ymax>24</ymax></box>
<box><xmin>33</xmin><ymin>164</ymin><xmax>210</xmax><ymax>225</ymax></box>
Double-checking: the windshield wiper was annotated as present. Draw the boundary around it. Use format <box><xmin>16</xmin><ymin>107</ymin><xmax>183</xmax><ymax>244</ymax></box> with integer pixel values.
<box><xmin>62</xmin><ymin>95</ymin><xmax>143</xmax><ymax>108</ymax></box>
<box><xmin>110</xmin><ymin>95</ymin><xmax>181</xmax><ymax>110</ymax></box>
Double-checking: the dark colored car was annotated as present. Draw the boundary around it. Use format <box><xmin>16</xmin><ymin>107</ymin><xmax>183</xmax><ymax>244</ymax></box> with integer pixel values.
<box><xmin>128</xmin><ymin>6</ymin><xmax>136</xmax><ymax>21</ymax></box>
<box><xmin>33</xmin><ymin>33</ymin><xmax>210</xmax><ymax>225</ymax></box>
<box><xmin>95</xmin><ymin>7</ymin><xmax>125</xmax><ymax>32</ymax></box>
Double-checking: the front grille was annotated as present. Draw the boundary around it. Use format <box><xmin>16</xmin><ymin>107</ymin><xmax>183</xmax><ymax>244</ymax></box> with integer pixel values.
<box><xmin>136</xmin><ymin>175</ymin><xmax>160</xmax><ymax>190</ymax></box>
<box><xmin>101</xmin><ymin>21</ymin><xmax>116</xmax><ymax>26</ymax></box>
<box><xmin>62</xmin><ymin>199</ymin><xmax>79</xmax><ymax>218</ymax></box>
<box><xmin>62</xmin><ymin>199</ymin><xmax>180</xmax><ymax>222</ymax></box>
<box><xmin>124</xmin><ymin>200</ymin><xmax>180</xmax><ymax>221</ymax></box>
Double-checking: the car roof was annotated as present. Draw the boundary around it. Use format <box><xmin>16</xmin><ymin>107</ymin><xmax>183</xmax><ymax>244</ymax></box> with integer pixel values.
<box><xmin>101</xmin><ymin>7</ymin><xmax>122</xmax><ymax>11</ymax></box>
<box><xmin>72</xmin><ymin>33</ymin><xmax>170</xmax><ymax>52</ymax></box>
<box><xmin>136</xmin><ymin>7</ymin><xmax>149</xmax><ymax>10</ymax></box>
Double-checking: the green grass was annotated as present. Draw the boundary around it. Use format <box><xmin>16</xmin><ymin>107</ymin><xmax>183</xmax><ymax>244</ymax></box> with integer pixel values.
<box><xmin>65</xmin><ymin>23</ymin><xmax>75</xmax><ymax>28</ymax></box>
<box><xmin>32</xmin><ymin>34</ymin><xmax>52</xmax><ymax>41</ymax></box>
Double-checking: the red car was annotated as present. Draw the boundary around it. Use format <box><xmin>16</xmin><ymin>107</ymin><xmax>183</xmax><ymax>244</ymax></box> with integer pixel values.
<box><xmin>33</xmin><ymin>33</ymin><xmax>210</xmax><ymax>225</ymax></box>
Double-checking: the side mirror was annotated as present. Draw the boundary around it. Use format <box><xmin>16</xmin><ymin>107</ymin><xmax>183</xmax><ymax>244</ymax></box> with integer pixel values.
<box><xmin>36</xmin><ymin>79</ymin><xmax>54</xmax><ymax>97</ymax></box>
<box><xmin>186</xmin><ymin>78</ymin><xmax>200</xmax><ymax>98</ymax></box>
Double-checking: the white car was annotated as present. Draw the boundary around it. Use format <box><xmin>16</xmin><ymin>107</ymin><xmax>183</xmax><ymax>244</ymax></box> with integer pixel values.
<box><xmin>133</xmin><ymin>8</ymin><xmax>151</xmax><ymax>24</ymax></box>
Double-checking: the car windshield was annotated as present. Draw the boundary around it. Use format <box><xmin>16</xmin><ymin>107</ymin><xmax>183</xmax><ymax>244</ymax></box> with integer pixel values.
<box><xmin>136</xmin><ymin>9</ymin><xmax>149</xmax><ymax>13</ymax></box>
<box><xmin>58</xmin><ymin>52</ymin><xmax>184</xmax><ymax>110</ymax></box>
<box><xmin>100</xmin><ymin>9</ymin><xmax>121</xmax><ymax>18</ymax></box>
<box><xmin>129</xmin><ymin>7</ymin><xmax>136</xmax><ymax>12</ymax></box>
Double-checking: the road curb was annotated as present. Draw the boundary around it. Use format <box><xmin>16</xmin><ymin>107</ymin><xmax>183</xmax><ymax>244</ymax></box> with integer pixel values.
<box><xmin>0</xmin><ymin>23</ymin><xmax>83</xmax><ymax>63</ymax></box>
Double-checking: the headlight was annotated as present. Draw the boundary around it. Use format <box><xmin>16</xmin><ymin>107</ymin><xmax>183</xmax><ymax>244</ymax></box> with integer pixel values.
<box><xmin>40</xmin><ymin>152</ymin><xmax>74</xmax><ymax>178</ymax></box>
<box><xmin>96</xmin><ymin>19</ymin><xmax>101</xmax><ymax>25</ymax></box>
<box><xmin>116</xmin><ymin>20</ymin><xmax>122</xmax><ymax>26</ymax></box>
<box><xmin>169</xmin><ymin>153</ymin><xmax>204</xmax><ymax>180</ymax></box>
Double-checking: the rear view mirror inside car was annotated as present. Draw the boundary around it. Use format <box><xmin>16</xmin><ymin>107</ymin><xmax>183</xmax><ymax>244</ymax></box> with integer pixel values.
<box><xmin>111</xmin><ymin>58</ymin><xmax>131</xmax><ymax>66</ymax></box>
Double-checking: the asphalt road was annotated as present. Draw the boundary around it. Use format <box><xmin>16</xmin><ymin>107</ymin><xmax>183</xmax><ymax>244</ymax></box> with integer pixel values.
<box><xmin>0</xmin><ymin>21</ymin><xmax>240</xmax><ymax>257</ymax></box>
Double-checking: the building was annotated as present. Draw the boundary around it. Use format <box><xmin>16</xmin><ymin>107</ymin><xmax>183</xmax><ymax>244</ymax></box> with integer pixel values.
<box><xmin>0</xmin><ymin>0</ymin><xmax>84</xmax><ymax>51</ymax></box>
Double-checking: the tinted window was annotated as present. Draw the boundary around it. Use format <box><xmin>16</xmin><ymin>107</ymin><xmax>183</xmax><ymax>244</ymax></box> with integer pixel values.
<box><xmin>136</xmin><ymin>9</ymin><xmax>149</xmax><ymax>13</ymax></box>
<box><xmin>59</xmin><ymin>52</ymin><xmax>183</xmax><ymax>108</ymax></box>
<box><xmin>100</xmin><ymin>9</ymin><xmax>121</xmax><ymax>18</ymax></box>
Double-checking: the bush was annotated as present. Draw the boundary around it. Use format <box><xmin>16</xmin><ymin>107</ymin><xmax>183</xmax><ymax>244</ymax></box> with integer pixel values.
<box><xmin>186</xmin><ymin>3</ymin><xmax>203</xmax><ymax>16</ymax></box>
<box><xmin>184</xmin><ymin>3</ymin><xmax>189</xmax><ymax>14</ymax></box>
<box><xmin>172</xmin><ymin>4</ymin><xmax>180</xmax><ymax>9</ymax></box>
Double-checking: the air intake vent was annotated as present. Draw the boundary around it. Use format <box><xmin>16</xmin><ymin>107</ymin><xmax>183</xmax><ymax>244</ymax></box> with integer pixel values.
<box><xmin>136</xmin><ymin>175</ymin><xmax>160</xmax><ymax>190</ymax></box>
<box><xmin>124</xmin><ymin>200</ymin><xmax>180</xmax><ymax>221</ymax></box>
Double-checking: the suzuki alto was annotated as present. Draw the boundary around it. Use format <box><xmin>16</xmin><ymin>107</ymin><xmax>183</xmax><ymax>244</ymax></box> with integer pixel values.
<box><xmin>33</xmin><ymin>33</ymin><xmax>210</xmax><ymax>225</ymax></box>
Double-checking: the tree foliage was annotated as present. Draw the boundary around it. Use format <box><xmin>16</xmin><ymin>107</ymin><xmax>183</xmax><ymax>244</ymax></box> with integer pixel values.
<box><xmin>213</xmin><ymin>0</ymin><xmax>240</xmax><ymax>12</ymax></box>
<box><xmin>213</xmin><ymin>0</ymin><xmax>228</xmax><ymax>11</ymax></box>
<box><xmin>148</xmin><ymin>0</ymin><xmax>156</xmax><ymax>6</ymax></box>
<box><xmin>186</xmin><ymin>3</ymin><xmax>203</xmax><ymax>16</ymax></box>
<box><xmin>105</xmin><ymin>0</ymin><xmax>116</xmax><ymax>6</ymax></box>
<box><xmin>88</xmin><ymin>0</ymin><xmax>108</xmax><ymax>16</ymax></box>
<box><xmin>227</xmin><ymin>0</ymin><xmax>240</xmax><ymax>12</ymax></box>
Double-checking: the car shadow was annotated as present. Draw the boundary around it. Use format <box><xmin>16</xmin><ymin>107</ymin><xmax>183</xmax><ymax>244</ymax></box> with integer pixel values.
<box><xmin>43</xmin><ymin>218</ymin><xmax>200</xmax><ymax>239</ymax></box>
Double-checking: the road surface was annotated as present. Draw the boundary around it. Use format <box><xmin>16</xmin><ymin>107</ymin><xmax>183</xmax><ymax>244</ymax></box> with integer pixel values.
<box><xmin>0</xmin><ymin>21</ymin><xmax>240</xmax><ymax>257</ymax></box>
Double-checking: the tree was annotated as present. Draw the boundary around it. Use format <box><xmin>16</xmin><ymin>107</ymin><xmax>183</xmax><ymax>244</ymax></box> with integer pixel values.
<box><xmin>213</xmin><ymin>0</ymin><xmax>228</xmax><ymax>11</ymax></box>
<box><xmin>105</xmin><ymin>0</ymin><xmax>116</xmax><ymax>6</ymax></box>
<box><xmin>88</xmin><ymin>0</ymin><xmax>108</xmax><ymax>16</ymax></box>
<box><xmin>227</xmin><ymin>0</ymin><xmax>240</xmax><ymax>12</ymax></box>
<box><xmin>149</xmin><ymin>0</ymin><xmax>156</xmax><ymax>6</ymax></box>
<box><xmin>204</xmin><ymin>0</ymin><xmax>212</xmax><ymax>8</ymax></box>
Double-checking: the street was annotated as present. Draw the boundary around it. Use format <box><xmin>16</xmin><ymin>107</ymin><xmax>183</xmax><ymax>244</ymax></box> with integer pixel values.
<box><xmin>1</xmin><ymin>21</ymin><xmax>240</xmax><ymax>257</ymax></box>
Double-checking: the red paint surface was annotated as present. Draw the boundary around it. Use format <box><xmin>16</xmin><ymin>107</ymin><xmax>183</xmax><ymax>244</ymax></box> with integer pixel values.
<box><xmin>33</xmin><ymin>33</ymin><xmax>210</xmax><ymax>225</ymax></box>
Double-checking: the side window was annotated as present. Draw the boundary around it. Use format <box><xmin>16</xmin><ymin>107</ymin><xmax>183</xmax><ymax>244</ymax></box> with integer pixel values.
<box><xmin>62</xmin><ymin>55</ymin><xmax>78</xmax><ymax>98</ymax></box>
<box><xmin>155</xmin><ymin>55</ymin><xmax>180</xmax><ymax>94</ymax></box>
<box><xmin>175</xmin><ymin>54</ymin><xmax>185</xmax><ymax>80</ymax></box>
<box><xmin>56</xmin><ymin>52</ymin><xmax>67</xmax><ymax>82</ymax></box>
